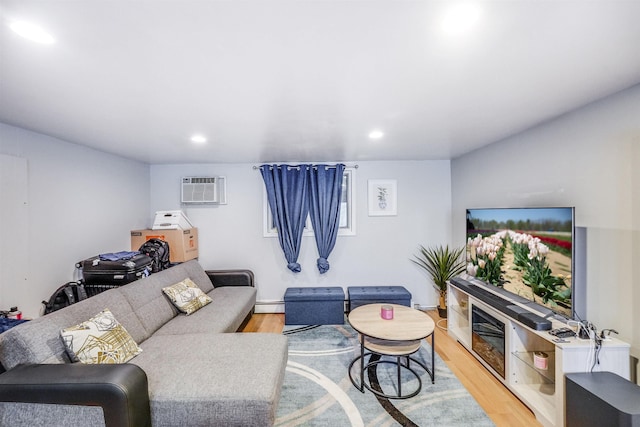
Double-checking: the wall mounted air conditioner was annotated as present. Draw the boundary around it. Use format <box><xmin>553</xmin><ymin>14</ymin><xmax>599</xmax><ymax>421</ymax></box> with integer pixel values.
<box><xmin>181</xmin><ymin>176</ymin><xmax>227</xmax><ymax>204</ymax></box>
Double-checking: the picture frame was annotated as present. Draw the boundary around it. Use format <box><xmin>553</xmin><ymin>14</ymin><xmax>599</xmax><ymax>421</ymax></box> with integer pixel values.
<box><xmin>368</xmin><ymin>179</ymin><xmax>397</xmax><ymax>216</ymax></box>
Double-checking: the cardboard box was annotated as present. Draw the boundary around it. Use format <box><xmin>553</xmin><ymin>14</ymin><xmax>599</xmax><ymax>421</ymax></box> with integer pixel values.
<box><xmin>152</xmin><ymin>210</ymin><xmax>193</xmax><ymax>230</ymax></box>
<box><xmin>131</xmin><ymin>228</ymin><xmax>198</xmax><ymax>262</ymax></box>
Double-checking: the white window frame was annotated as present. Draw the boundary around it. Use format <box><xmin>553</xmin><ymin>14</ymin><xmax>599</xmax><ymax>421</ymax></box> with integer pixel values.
<box><xmin>263</xmin><ymin>167</ymin><xmax>356</xmax><ymax>237</ymax></box>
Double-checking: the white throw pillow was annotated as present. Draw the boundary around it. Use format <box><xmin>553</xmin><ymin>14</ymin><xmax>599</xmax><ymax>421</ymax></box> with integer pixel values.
<box><xmin>60</xmin><ymin>309</ymin><xmax>142</xmax><ymax>364</ymax></box>
<box><xmin>162</xmin><ymin>278</ymin><xmax>212</xmax><ymax>315</ymax></box>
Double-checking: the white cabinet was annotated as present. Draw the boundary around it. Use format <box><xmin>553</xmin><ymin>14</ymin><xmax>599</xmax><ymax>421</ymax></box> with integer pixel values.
<box><xmin>447</xmin><ymin>284</ymin><xmax>470</xmax><ymax>348</ymax></box>
<box><xmin>509</xmin><ymin>319</ymin><xmax>560</xmax><ymax>426</ymax></box>
<box><xmin>447</xmin><ymin>281</ymin><xmax>630</xmax><ymax>427</ymax></box>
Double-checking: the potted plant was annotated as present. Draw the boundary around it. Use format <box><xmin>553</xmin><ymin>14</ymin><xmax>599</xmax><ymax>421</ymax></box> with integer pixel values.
<box><xmin>412</xmin><ymin>245</ymin><xmax>466</xmax><ymax>318</ymax></box>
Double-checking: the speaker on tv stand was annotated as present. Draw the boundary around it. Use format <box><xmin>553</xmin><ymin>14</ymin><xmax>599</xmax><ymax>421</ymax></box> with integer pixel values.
<box><xmin>517</xmin><ymin>311</ymin><xmax>552</xmax><ymax>331</ymax></box>
<box><xmin>566</xmin><ymin>372</ymin><xmax>640</xmax><ymax>427</ymax></box>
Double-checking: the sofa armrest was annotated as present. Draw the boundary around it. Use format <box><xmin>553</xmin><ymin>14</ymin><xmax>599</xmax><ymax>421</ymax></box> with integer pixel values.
<box><xmin>0</xmin><ymin>363</ymin><xmax>151</xmax><ymax>427</ymax></box>
<box><xmin>206</xmin><ymin>269</ymin><xmax>255</xmax><ymax>288</ymax></box>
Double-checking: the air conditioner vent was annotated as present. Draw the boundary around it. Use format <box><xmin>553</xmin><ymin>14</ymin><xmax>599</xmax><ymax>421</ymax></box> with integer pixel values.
<box><xmin>181</xmin><ymin>176</ymin><xmax>226</xmax><ymax>204</ymax></box>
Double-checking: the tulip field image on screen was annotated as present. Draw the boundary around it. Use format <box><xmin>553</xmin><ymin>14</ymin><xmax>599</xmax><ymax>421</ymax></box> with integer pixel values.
<box><xmin>466</xmin><ymin>208</ymin><xmax>573</xmax><ymax>318</ymax></box>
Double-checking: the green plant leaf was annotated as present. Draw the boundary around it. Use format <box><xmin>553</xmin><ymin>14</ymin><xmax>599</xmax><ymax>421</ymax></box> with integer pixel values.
<box><xmin>411</xmin><ymin>244</ymin><xmax>466</xmax><ymax>292</ymax></box>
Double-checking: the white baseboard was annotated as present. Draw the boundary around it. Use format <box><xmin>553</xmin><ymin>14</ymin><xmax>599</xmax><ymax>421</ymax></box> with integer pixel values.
<box><xmin>255</xmin><ymin>300</ymin><xmax>285</xmax><ymax>314</ymax></box>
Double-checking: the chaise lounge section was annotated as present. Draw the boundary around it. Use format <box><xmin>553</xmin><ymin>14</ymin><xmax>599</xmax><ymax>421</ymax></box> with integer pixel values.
<box><xmin>0</xmin><ymin>260</ymin><xmax>288</xmax><ymax>427</ymax></box>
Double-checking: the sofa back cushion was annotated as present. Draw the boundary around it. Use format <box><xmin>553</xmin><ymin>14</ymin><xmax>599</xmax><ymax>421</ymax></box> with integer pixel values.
<box><xmin>0</xmin><ymin>290</ymin><xmax>142</xmax><ymax>370</ymax></box>
<box><xmin>177</xmin><ymin>260</ymin><xmax>215</xmax><ymax>293</ymax></box>
<box><xmin>0</xmin><ymin>309</ymin><xmax>74</xmax><ymax>369</ymax></box>
<box><xmin>119</xmin><ymin>260</ymin><xmax>214</xmax><ymax>338</ymax></box>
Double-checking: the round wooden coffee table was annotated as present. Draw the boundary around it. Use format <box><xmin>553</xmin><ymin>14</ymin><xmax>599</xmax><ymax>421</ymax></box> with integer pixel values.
<box><xmin>348</xmin><ymin>303</ymin><xmax>435</xmax><ymax>399</ymax></box>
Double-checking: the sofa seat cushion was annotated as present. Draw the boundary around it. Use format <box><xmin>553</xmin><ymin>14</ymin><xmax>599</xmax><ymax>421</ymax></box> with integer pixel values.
<box><xmin>129</xmin><ymin>333</ymin><xmax>288</xmax><ymax>427</ymax></box>
<box><xmin>153</xmin><ymin>286</ymin><xmax>256</xmax><ymax>335</ymax></box>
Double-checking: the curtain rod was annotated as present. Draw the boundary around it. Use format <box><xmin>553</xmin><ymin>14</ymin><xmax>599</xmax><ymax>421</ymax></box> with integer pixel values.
<box><xmin>252</xmin><ymin>164</ymin><xmax>358</xmax><ymax>170</ymax></box>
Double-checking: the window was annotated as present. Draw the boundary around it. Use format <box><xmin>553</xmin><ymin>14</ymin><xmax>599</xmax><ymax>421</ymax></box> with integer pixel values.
<box><xmin>263</xmin><ymin>167</ymin><xmax>356</xmax><ymax>237</ymax></box>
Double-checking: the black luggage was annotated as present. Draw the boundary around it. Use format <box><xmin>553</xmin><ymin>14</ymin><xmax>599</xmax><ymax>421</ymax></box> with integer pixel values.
<box><xmin>138</xmin><ymin>238</ymin><xmax>171</xmax><ymax>273</ymax></box>
<box><xmin>42</xmin><ymin>281</ymin><xmax>88</xmax><ymax>314</ymax></box>
<box><xmin>77</xmin><ymin>253</ymin><xmax>152</xmax><ymax>296</ymax></box>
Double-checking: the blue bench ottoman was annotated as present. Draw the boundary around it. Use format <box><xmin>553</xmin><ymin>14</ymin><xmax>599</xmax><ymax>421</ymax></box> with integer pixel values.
<box><xmin>347</xmin><ymin>286</ymin><xmax>412</xmax><ymax>311</ymax></box>
<box><xmin>284</xmin><ymin>287</ymin><xmax>345</xmax><ymax>325</ymax></box>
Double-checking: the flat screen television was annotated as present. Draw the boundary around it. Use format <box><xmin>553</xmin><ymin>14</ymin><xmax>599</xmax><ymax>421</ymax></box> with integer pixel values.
<box><xmin>465</xmin><ymin>207</ymin><xmax>575</xmax><ymax>319</ymax></box>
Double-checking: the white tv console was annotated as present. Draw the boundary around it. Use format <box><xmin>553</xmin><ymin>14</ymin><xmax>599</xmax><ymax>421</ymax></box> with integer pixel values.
<box><xmin>447</xmin><ymin>277</ymin><xmax>630</xmax><ymax>427</ymax></box>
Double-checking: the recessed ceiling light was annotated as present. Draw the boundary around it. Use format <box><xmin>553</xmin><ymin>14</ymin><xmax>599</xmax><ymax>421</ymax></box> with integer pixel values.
<box><xmin>368</xmin><ymin>130</ymin><xmax>384</xmax><ymax>140</ymax></box>
<box><xmin>441</xmin><ymin>3</ymin><xmax>481</xmax><ymax>36</ymax></box>
<box><xmin>9</xmin><ymin>21</ymin><xmax>55</xmax><ymax>44</ymax></box>
<box><xmin>190</xmin><ymin>134</ymin><xmax>207</xmax><ymax>144</ymax></box>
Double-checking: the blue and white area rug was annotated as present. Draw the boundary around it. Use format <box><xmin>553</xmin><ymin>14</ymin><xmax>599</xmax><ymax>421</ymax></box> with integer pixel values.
<box><xmin>275</xmin><ymin>324</ymin><xmax>494</xmax><ymax>427</ymax></box>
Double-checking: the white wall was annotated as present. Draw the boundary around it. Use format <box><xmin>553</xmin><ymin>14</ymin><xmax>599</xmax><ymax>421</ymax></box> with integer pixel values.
<box><xmin>451</xmin><ymin>84</ymin><xmax>640</xmax><ymax>369</ymax></box>
<box><xmin>0</xmin><ymin>154</ymin><xmax>28</xmax><ymax>320</ymax></box>
<box><xmin>0</xmin><ymin>123</ymin><xmax>150</xmax><ymax>318</ymax></box>
<box><xmin>150</xmin><ymin>160</ymin><xmax>452</xmax><ymax>310</ymax></box>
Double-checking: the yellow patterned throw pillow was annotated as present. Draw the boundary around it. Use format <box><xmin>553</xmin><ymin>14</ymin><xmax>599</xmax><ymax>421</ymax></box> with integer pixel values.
<box><xmin>61</xmin><ymin>309</ymin><xmax>142</xmax><ymax>364</ymax></box>
<box><xmin>162</xmin><ymin>278</ymin><xmax>212</xmax><ymax>315</ymax></box>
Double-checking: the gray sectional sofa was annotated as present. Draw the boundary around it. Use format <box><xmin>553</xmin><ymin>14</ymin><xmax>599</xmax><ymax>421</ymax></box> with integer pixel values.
<box><xmin>0</xmin><ymin>260</ymin><xmax>288</xmax><ymax>427</ymax></box>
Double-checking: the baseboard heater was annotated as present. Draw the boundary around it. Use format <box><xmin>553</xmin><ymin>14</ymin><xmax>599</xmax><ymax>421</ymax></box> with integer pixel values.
<box><xmin>255</xmin><ymin>300</ymin><xmax>285</xmax><ymax>314</ymax></box>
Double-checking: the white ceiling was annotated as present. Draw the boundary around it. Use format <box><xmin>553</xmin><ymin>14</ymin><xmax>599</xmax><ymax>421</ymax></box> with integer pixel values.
<box><xmin>1</xmin><ymin>1</ymin><xmax>640</xmax><ymax>165</ymax></box>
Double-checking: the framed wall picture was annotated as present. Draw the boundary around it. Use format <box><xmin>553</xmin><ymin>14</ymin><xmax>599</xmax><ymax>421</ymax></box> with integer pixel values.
<box><xmin>368</xmin><ymin>179</ymin><xmax>397</xmax><ymax>216</ymax></box>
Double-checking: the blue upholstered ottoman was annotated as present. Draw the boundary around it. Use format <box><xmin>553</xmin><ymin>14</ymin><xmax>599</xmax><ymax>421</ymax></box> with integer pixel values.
<box><xmin>347</xmin><ymin>286</ymin><xmax>412</xmax><ymax>311</ymax></box>
<box><xmin>284</xmin><ymin>287</ymin><xmax>345</xmax><ymax>325</ymax></box>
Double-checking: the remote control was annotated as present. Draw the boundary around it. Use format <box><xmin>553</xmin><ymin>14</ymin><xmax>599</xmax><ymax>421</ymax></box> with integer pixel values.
<box><xmin>549</xmin><ymin>327</ymin><xmax>575</xmax><ymax>338</ymax></box>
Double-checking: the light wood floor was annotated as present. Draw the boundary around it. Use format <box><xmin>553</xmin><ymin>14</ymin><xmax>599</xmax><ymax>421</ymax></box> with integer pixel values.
<box><xmin>241</xmin><ymin>310</ymin><xmax>541</xmax><ymax>427</ymax></box>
